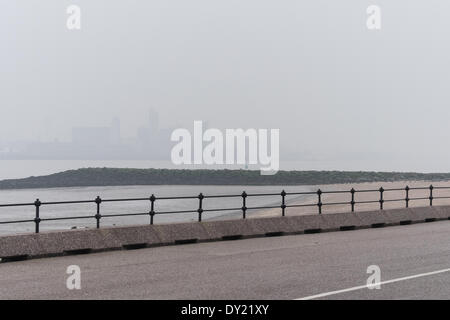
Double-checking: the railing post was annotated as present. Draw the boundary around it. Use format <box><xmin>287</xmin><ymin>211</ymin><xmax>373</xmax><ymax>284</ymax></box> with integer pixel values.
<box><xmin>379</xmin><ymin>187</ymin><xmax>384</xmax><ymax>210</ymax></box>
<box><xmin>34</xmin><ymin>199</ymin><xmax>41</xmax><ymax>234</ymax></box>
<box><xmin>350</xmin><ymin>188</ymin><xmax>355</xmax><ymax>212</ymax></box>
<box><xmin>281</xmin><ymin>190</ymin><xmax>286</xmax><ymax>217</ymax></box>
<box><xmin>198</xmin><ymin>193</ymin><xmax>204</xmax><ymax>222</ymax></box>
<box><xmin>149</xmin><ymin>194</ymin><xmax>156</xmax><ymax>225</ymax></box>
<box><xmin>405</xmin><ymin>186</ymin><xmax>409</xmax><ymax>208</ymax></box>
<box><xmin>95</xmin><ymin>196</ymin><xmax>102</xmax><ymax>229</ymax></box>
<box><xmin>429</xmin><ymin>185</ymin><xmax>434</xmax><ymax>206</ymax></box>
<box><xmin>317</xmin><ymin>189</ymin><xmax>322</xmax><ymax>214</ymax></box>
<box><xmin>241</xmin><ymin>191</ymin><xmax>247</xmax><ymax>219</ymax></box>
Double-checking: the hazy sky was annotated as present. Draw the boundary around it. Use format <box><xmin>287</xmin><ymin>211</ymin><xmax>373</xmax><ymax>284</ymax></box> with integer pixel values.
<box><xmin>2</xmin><ymin>1</ymin><xmax>450</xmax><ymax>170</ymax></box>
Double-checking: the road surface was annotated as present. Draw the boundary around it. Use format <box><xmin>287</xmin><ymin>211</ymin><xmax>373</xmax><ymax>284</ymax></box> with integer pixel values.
<box><xmin>0</xmin><ymin>220</ymin><xmax>449</xmax><ymax>299</ymax></box>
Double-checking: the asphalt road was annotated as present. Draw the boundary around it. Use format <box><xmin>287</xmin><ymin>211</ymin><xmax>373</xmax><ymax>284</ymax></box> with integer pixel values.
<box><xmin>0</xmin><ymin>220</ymin><xmax>449</xmax><ymax>299</ymax></box>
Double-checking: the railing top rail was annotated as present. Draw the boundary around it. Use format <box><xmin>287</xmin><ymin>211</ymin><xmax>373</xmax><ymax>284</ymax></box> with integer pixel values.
<box><xmin>152</xmin><ymin>195</ymin><xmax>199</xmax><ymax>200</ymax></box>
<box><xmin>101</xmin><ymin>197</ymin><xmax>150</xmax><ymax>202</ymax></box>
<box><xmin>285</xmin><ymin>191</ymin><xmax>317</xmax><ymax>195</ymax></box>
<box><xmin>354</xmin><ymin>189</ymin><xmax>381</xmax><ymax>193</ymax></box>
<box><xmin>380</xmin><ymin>187</ymin><xmax>407</xmax><ymax>192</ymax></box>
<box><xmin>246</xmin><ymin>192</ymin><xmax>281</xmax><ymax>197</ymax></box>
<box><xmin>41</xmin><ymin>200</ymin><xmax>95</xmax><ymax>205</ymax></box>
<box><xmin>321</xmin><ymin>190</ymin><xmax>349</xmax><ymax>194</ymax></box>
<box><xmin>204</xmin><ymin>194</ymin><xmax>242</xmax><ymax>199</ymax></box>
<box><xmin>0</xmin><ymin>202</ymin><xmax>35</xmax><ymax>208</ymax></box>
<box><xmin>407</xmin><ymin>187</ymin><xmax>432</xmax><ymax>190</ymax></box>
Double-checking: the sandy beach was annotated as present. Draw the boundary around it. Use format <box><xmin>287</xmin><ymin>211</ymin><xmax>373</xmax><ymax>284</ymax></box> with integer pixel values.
<box><xmin>250</xmin><ymin>180</ymin><xmax>450</xmax><ymax>218</ymax></box>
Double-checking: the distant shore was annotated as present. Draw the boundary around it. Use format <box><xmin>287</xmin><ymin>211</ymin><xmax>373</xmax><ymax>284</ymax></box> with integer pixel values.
<box><xmin>2</xmin><ymin>167</ymin><xmax>450</xmax><ymax>190</ymax></box>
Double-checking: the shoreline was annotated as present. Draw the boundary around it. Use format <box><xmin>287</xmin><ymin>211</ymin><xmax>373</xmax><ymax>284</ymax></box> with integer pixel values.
<box><xmin>3</xmin><ymin>168</ymin><xmax>450</xmax><ymax>191</ymax></box>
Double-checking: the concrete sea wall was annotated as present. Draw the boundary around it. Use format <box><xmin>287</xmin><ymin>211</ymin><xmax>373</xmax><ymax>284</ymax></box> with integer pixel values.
<box><xmin>1</xmin><ymin>206</ymin><xmax>449</xmax><ymax>262</ymax></box>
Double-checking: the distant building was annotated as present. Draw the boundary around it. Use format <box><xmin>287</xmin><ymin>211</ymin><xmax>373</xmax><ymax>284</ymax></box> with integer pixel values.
<box><xmin>148</xmin><ymin>108</ymin><xmax>159</xmax><ymax>133</ymax></box>
<box><xmin>72</xmin><ymin>118</ymin><xmax>121</xmax><ymax>146</ymax></box>
<box><xmin>135</xmin><ymin>109</ymin><xmax>173</xmax><ymax>159</ymax></box>
<box><xmin>1</xmin><ymin>111</ymin><xmax>175</xmax><ymax>160</ymax></box>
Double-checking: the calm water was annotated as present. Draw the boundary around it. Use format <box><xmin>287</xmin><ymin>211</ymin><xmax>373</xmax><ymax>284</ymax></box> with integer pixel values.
<box><xmin>0</xmin><ymin>185</ymin><xmax>315</xmax><ymax>235</ymax></box>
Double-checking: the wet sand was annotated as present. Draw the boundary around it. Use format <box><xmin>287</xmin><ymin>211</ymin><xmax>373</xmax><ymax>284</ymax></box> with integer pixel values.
<box><xmin>249</xmin><ymin>180</ymin><xmax>450</xmax><ymax>218</ymax></box>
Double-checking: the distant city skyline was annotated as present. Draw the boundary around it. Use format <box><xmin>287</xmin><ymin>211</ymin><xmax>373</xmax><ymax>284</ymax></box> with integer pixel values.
<box><xmin>0</xmin><ymin>107</ymin><xmax>384</xmax><ymax>163</ymax></box>
<box><xmin>0</xmin><ymin>109</ymin><xmax>176</xmax><ymax>160</ymax></box>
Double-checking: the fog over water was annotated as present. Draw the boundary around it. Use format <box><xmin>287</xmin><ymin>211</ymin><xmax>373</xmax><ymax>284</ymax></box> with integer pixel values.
<box><xmin>1</xmin><ymin>1</ymin><xmax>450</xmax><ymax>173</ymax></box>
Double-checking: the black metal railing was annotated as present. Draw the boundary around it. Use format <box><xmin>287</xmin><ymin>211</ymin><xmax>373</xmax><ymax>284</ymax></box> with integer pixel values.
<box><xmin>0</xmin><ymin>184</ymin><xmax>449</xmax><ymax>234</ymax></box>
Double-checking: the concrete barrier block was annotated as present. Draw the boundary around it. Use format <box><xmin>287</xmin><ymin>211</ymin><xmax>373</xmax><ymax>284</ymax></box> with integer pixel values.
<box><xmin>354</xmin><ymin>210</ymin><xmax>387</xmax><ymax>227</ymax></box>
<box><xmin>0</xmin><ymin>233</ymin><xmax>42</xmax><ymax>258</ymax></box>
<box><xmin>321</xmin><ymin>212</ymin><xmax>364</xmax><ymax>229</ymax></box>
<box><xmin>432</xmin><ymin>206</ymin><xmax>450</xmax><ymax>219</ymax></box>
<box><xmin>202</xmin><ymin>219</ymin><xmax>256</xmax><ymax>240</ymax></box>
<box><xmin>37</xmin><ymin>229</ymin><xmax>110</xmax><ymax>255</ymax></box>
<box><xmin>246</xmin><ymin>216</ymin><xmax>300</xmax><ymax>235</ymax></box>
<box><xmin>380</xmin><ymin>208</ymin><xmax>422</xmax><ymax>225</ymax></box>
<box><xmin>408</xmin><ymin>206</ymin><xmax>441</xmax><ymax>221</ymax></box>
<box><xmin>101</xmin><ymin>225</ymin><xmax>160</xmax><ymax>247</ymax></box>
<box><xmin>285</xmin><ymin>214</ymin><xmax>328</xmax><ymax>232</ymax></box>
<box><xmin>153</xmin><ymin>222</ymin><xmax>210</xmax><ymax>244</ymax></box>
<box><xmin>249</xmin><ymin>216</ymin><xmax>300</xmax><ymax>234</ymax></box>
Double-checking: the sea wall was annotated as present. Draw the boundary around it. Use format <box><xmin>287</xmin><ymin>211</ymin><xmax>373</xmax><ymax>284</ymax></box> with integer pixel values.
<box><xmin>1</xmin><ymin>206</ymin><xmax>449</xmax><ymax>262</ymax></box>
